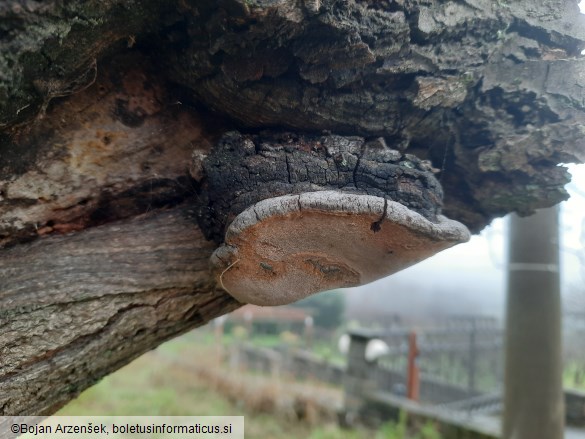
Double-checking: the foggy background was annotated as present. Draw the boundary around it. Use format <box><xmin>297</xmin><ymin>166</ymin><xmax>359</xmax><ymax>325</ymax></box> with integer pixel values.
<box><xmin>345</xmin><ymin>164</ymin><xmax>585</xmax><ymax>322</ymax></box>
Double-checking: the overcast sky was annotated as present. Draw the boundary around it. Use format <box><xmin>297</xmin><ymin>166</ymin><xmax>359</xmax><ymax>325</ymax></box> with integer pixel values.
<box><xmin>425</xmin><ymin>165</ymin><xmax>585</xmax><ymax>287</ymax></box>
<box><xmin>347</xmin><ymin>164</ymin><xmax>585</xmax><ymax>319</ymax></box>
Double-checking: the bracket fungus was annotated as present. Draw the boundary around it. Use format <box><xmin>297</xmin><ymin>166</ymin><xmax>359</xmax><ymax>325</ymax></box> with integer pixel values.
<box><xmin>210</xmin><ymin>191</ymin><xmax>469</xmax><ymax>306</ymax></box>
<box><xmin>200</xmin><ymin>131</ymin><xmax>470</xmax><ymax>306</ymax></box>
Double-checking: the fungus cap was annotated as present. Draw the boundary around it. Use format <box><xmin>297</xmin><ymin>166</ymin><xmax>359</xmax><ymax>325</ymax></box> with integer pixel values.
<box><xmin>211</xmin><ymin>191</ymin><xmax>470</xmax><ymax>306</ymax></box>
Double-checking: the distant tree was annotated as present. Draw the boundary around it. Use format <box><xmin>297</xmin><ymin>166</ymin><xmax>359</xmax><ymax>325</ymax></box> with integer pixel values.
<box><xmin>291</xmin><ymin>290</ymin><xmax>345</xmax><ymax>330</ymax></box>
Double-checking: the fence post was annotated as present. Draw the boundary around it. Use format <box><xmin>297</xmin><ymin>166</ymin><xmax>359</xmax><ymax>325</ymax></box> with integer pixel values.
<box><xmin>407</xmin><ymin>330</ymin><xmax>420</xmax><ymax>401</ymax></box>
<box><xmin>304</xmin><ymin>316</ymin><xmax>314</xmax><ymax>349</ymax></box>
<box><xmin>343</xmin><ymin>330</ymin><xmax>375</xmax><ymax>421</ymax></box>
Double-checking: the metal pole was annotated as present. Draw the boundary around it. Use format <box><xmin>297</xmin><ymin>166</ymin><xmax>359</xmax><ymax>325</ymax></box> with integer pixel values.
<box><xmin>407</xmin><ymin>330</ymin><xmax>420</xmax><ymax>401</ymax></box>
<box><xmin>503</xmin><ymin>207</ymin><xmax>564</xmax><ymax>439</ymax></box>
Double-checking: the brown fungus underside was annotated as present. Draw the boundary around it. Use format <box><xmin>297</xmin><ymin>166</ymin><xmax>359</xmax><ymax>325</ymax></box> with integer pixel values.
<box><xmin>211</xmin><ymin>192</ymin><xmax>469</xmax><ymax>306</ymax></box>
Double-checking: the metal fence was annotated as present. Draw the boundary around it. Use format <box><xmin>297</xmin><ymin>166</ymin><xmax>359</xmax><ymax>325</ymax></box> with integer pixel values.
<box><xmin>221</xmin><ymin>315</ymin><xmax>585</xmax><ymax>431</ymax></box>
<box><xmin>371</xmin><ymin>316</ymin><xmax>503</xmax><ymax>404</ymax></box>
<box><xmin>229</xmin><ymin>316</ymin><xmax>504</xmax><ymax>406</ymax></box>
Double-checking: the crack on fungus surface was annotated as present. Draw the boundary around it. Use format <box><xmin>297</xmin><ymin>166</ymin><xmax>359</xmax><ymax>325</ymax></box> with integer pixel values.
<box><xmin>370</xmin><ymin>197</ymin><xmax>388</xmax><ymax>233</ymax></box>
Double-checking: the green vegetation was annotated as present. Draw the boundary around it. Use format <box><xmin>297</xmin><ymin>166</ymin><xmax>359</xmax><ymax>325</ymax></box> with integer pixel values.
<box><xmin>58</xmin><ymin>329</ymin><xmax>443</xmax><ymax>439</ymax></box>
<box><xmin>563</xmin><ymin>361</ymin><xmax>585</xmax><ymax>390</ymax></box>
<box><xmin>59</xmin><ymin>337</ymin><xmax>334</xmax><ymax>439</ymax></box>
<box><xmin>291</xmin><ymin>290</ymin><xmax>345</xmax><ymax>329</ymax></box>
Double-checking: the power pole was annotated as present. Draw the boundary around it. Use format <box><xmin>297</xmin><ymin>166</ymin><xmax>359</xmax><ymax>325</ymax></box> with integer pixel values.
<box><xmin>503</xmin><ymin>206</ymin><xmax>564</xmax><ymax>439</ymax></box>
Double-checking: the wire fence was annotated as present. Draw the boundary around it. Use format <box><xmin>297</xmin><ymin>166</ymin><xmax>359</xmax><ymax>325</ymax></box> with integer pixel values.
<box><xmin>370</xmin><ymin>316</ymin><xmax>503</xmax><ymax>404</ymax></box>
<box><xmin>223</xmin><ymin>311</ymin><xmax>585</xmax><ymax>405</ymax></box>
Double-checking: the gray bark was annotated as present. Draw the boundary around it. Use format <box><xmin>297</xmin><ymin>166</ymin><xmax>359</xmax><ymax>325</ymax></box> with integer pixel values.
<box><xmin>2</xmin><ymin>1</ymin><xmax>585</xmax><ymax>232</ymax></box>
<box><xmin>0</xmin><ymin>206</ymin><xmax>239</xmax><ymax>415</ymax></box>
<box><xmin>503</xmin><ymin>207</ymin><xmax>564</xmax><ymax>439</ymax></box>
<box><xmin>162</xmin><ymin>0</ymin><xmax>585</xmax><ymax>230</ymax></box>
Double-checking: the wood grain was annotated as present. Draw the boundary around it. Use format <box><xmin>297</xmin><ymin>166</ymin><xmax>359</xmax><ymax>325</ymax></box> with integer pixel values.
<box><xmin>0</xmin><ymin>205</ymin><xmax>239</xmax><ymax>415</ymax></box>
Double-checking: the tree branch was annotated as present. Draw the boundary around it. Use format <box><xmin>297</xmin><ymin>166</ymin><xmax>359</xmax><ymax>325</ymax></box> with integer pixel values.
<box><xmin>0</xmin><ymin>206</ymin><xmax>239</xmax><ymax>415</ymax></box>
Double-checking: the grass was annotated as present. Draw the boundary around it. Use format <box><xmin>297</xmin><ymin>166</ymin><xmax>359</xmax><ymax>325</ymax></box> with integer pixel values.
<box><xmin>367</xmin><ymin>411</ymin><xmax>443</xmax><ymax>439</ymax></box>
<box><xmin>226</xmin><ymin>327</ymin><xmax>347</xmax><ymax>366</ymax></box>
<box><xmin>58</xmin><ymin>329</ymin><xmax>444</xmax><ymax>438</ymax></box>
<box><xmin>58</xmin><ymin>350</ymin><xmax>234</xmax><ymax>417</ymax></box>
<box><xmin>564</xmin><ymin>361</ymin><xmax>585</xmax><ymax>391</ymax></box>
<box><xmin>59</xmin><ymin>350</ymin><xmax>316</xmax><ymax>438</ymax></box>
<box><xmin>57</xmin><ymin>330</ymin><xmax>361</xmax><ymax>438</ymax></box>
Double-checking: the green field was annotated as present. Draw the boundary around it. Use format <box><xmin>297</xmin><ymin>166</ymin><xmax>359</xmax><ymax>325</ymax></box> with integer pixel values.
<box><xmin>57</xmin><ymin>330</ymin><xmax>359</xmax><ymax>438</ymax></box>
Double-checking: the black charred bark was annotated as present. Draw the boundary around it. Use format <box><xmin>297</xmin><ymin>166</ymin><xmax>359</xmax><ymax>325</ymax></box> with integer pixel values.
<box><xmin>199</xmin><ymin>131</ymin><xmax>443</xmax><ymax>242</ymax></box>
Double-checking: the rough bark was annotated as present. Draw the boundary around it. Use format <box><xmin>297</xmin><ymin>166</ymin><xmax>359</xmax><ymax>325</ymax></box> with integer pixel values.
<box><xmin>2</xmin><ymin>0</ymin><xmax>585</xmax><ymax>231</ymax></box>
<box><xmin>0</xmin><ymin>52</ymin><xmax>219</xmax><ymax>249</ymax></box>
<box><xmin>199</xmin><ymin>131</ymin><xmax>443</xmax><ymax>242</ymax></box>
<box><xmin>0</xmin><ymin>206</ymin><xmax>239</xmax><ymax>415</ymax></box>
<box><xmin>1</xmin><ymin>0</ymin><xmax>585</xmax><ymax>415</ymax></box>
<box><xmin>159</xmin><ymin>0</ymin><xmax>585</xmax><ymax>230</ymax></box>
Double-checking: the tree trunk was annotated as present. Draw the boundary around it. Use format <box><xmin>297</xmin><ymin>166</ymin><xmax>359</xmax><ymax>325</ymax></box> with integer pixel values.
<box><xmin>503</xmin><ymin>207</ymin><xmax>564</xmax><ymax>439</ymax></box>
<box><xmin>1</xmin><ymin>0</ymin><xmax>584</xmax><ymax>415</ymax></box>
